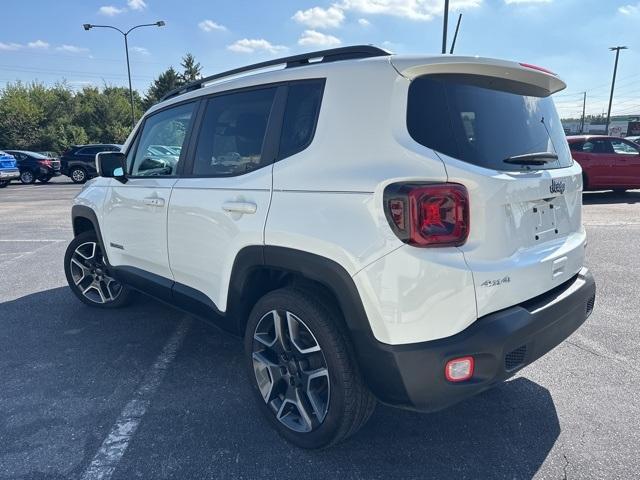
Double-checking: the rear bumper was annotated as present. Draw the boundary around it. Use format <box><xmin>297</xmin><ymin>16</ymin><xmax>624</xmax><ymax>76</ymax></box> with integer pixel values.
<box><xmin>360</xmin><ymin>268</ymin><xmax>595</xmax><ymax>412</ymax></box>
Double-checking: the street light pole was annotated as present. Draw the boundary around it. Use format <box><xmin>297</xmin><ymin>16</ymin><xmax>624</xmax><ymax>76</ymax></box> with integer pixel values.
<box><xmin>82</xmin><ymin>21</ymin><xmax>166</xmax><ymax>129</ymax></box>
<box><xmin>605</xmin><ymin>46</ymin><xmax>627</xmax><ymax>135</ymax></box>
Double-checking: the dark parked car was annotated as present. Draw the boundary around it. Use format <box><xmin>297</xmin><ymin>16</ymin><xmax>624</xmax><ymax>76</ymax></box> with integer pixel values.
<box><xmin>60</xmin><ymin>144</ymin><xmax>121</xmax><ymax>183</ymax></box>
<box><xmin>0</xmin><ymin>151</ymin><xmax>20</xmax><ymax>188</ymax></box>
<box><xmin>4</xmin><ymin>150</ymin><xmax>62</xmax><ymax>184</ymax></box>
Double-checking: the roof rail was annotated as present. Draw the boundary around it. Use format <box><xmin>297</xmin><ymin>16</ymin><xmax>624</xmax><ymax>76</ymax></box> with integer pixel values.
<box><xmin>159</xmin><ymin>45</ymin><xmax>390</xmax><ymax>102</ymax></box>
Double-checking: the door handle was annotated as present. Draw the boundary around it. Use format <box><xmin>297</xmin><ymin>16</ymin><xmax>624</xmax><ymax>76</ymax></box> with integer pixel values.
<box><xmin>143</xmin><ymin>197</ymin><xmax>165</xmax><ymax>207</ymax></box>
<box><xmin>222</xmin><ymin>201</ymin><xmax>257</xmax><ymax>214</ymax></box>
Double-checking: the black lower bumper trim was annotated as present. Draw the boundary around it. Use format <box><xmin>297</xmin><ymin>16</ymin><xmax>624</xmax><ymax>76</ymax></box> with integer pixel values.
<box><xmin>359</xmin><ymin>268</ymin><xmax>596</xmax><ymax>412</ymax></box>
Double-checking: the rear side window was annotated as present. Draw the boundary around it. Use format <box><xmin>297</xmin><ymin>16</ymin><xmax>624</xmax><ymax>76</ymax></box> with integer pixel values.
<box><xmin>278</xmin><ymin>80</ymin><xmax>324</xmax><ymax>160</ymax></box>
<box><xmin>78</xmin><ymin>147</ymin><xmax>102</xmax><ymax>155</ymax></box>
<box><xmin>407</xmin><ymin>74</ymin><xmax>572</xmax><ymax>171</ymax></box>
<box><xmin>192</xmin><ymin>87</ymin><xmax>277</xmax><ymax>176</ymax></box>
<box><xmin>569</xmin><ymin>142</ymin><xmax>583</xmax><ymax>152</ymax></box>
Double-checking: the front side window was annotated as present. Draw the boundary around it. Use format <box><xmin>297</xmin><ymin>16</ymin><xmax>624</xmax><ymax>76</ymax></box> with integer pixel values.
<box><xmin>407</xmin><ymin>74</ymin><xmax>572</xmax><ymax>171</ymax></box>
<box><xmin>611</xmin><ymin>138</ymin><xmax>640</xmax><ymax>155</ymax></box>
<box><xmin>192</xmin><ymin>88</ymin><xmax>276</xmax><ymax>176</ymax></box>
<box><xmin>128</xmin><ymin>102</ymin><xmax>195</xmax><ymax>177</ymax></box>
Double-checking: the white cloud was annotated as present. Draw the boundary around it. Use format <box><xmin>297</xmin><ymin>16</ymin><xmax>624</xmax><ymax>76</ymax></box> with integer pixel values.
<box><xmin>198</xmin><ymin>19</ymin><xmax>227</xmax><ymax>32</ymax></box>
<box><xmin>227</xmin><ymin>38</ymin><xmax>288</xmax><ymax>54</ymax></box>
<box><xmin>504</xmin><ymin>0</ymin><xmax>551</xmax><ymax>4</ymax></box>
<box><xmin>337</xmin><ymin>0</ymin><xmax>482</xmax><ymax>21</ymax></box>
<box><xmin>27</xmin><ymin>40</ymin><xmax>49</xmax><ymax>49</ymax></box>
<box><xmin>127</xmin><ymin>0</ymin><xmax>147</xmax><ymax>10</ymax></box>
<box><xmin>98</xmin><ymin>5</ymin><xmax>126</xmax><ymax>16</ymax></box>
<box><xmin>292</xmin><ymin>6</ymin><xmax>345</xmax><ymax>28</ymax></box>
<box><xmin>131</xmin><ymin>46</ymin><xmax>150</xmax><ymax>55</ymax></box>
<box><xmin>619</xmin><ymin>2</ymin><xmax>640</xmax><ymax>15</ymax></box>
<box><xmin>298</xmin><ymin>30</ymin><xmax>341</xmax><ymax>47</ymax></box>
<box><xmin>358</xmin><ymin>18</ymin><xmax>371</xmax><ymax>26</ymax></box>
<box><xmin>56</xmin><ymin>44</ymin><xmax>90</xmax><ymax>54</ymax></box>
<box><xmin>0</xmin><ymin>42</ymin><xmax>22</xmax><ymax>51</ymax></box>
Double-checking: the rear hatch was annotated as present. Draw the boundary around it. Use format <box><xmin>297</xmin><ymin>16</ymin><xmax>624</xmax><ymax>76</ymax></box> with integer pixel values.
<box><xmin>395</xmin><ymin>56</ymin><xmax>585</xmax><ymax>317</ymax></box>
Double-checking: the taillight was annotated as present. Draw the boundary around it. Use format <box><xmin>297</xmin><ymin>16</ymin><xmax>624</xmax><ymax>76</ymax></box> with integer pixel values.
<box><xmin>38</xmin><ymin>159</ymin><xmax>52</xmax><ymax>167</ymax></box>
<box><xmin>384</xmin><ymin>183</ymin><xmax>470</xmax><ymax>247</ymax></box>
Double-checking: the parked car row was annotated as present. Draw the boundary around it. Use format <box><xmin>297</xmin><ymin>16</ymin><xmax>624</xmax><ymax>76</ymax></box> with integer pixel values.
<box><xmin>0</xmin><ymin>144</ymin><xmax>121</xmax><ymax>186</ymax></box>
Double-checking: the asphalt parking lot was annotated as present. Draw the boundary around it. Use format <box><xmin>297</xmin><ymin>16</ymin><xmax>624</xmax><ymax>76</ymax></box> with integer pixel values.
<box><xmin>1</xmin><ymin>178</ymin><xmax>639</xmax><ymax>480</ymax></box>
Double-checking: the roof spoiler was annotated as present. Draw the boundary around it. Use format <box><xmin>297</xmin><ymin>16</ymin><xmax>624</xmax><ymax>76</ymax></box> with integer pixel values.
<box><xmin>391</xmin><ymin>55</ymin><xmax>566</xmax><ymax>95</ymax></box>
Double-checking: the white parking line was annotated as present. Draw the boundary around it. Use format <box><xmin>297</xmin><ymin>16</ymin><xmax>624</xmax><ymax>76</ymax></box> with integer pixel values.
<box><xmin>80</xmin><ymin>317</ymin><xmax>191</xmax><ymax>480</ymax></box>
<box><xmin>0</xmin><ymin>239</ymin><xmax>67</xmax><ymax>242</ymax></box>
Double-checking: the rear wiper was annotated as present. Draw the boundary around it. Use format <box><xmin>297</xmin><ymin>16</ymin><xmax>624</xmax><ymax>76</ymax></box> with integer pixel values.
<box><xmin>503</xmin><ymin>152</ymin><xmax>558</xmax><ymax>165</ymax></box>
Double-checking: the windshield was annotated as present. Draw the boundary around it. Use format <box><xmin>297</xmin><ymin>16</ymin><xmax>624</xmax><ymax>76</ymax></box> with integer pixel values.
<box><xmin>407</xmin><ymin>74</ymin><xmax>572</xmax><ymax>171</ymax></box>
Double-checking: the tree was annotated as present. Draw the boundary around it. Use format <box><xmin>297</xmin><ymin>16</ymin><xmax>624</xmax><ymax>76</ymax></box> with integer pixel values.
<box><xmin>143</xmin><ymin>66</ymin><xmax>183</xmax><ymax>110</ymax></box>
<box><xmin>181</xmin><ymin>53</ymin><xmax>202</xmax><ymax>83</ymax></box>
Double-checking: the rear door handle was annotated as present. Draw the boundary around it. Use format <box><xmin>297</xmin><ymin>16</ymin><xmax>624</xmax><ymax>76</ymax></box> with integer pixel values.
<box><xmin>143</xmin><ymin>197</ymin><xmax>165</xmax><ymax>207</ymax></box>
<box><xmin>222</xmin><ymin>201</ymin><xmax>257</xmax><ymax>214</ymax></box>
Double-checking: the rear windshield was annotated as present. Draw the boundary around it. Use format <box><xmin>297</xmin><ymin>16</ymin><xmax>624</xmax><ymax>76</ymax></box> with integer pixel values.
<box><xmin>407</xmin><ymin>74</ymin><xmax>572</xmax><ymax>171</ymax></box>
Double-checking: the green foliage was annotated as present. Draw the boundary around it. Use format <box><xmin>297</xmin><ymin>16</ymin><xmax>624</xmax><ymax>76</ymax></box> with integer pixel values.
<box><xmin>0</xmin><ymin>53</ymin><xmax>202</xmax><ymax>152</ymax></box>
<box><xmin>180</xmin><ymin>53</ymin><xmax>202</xmax><ymax>83</ymax></box>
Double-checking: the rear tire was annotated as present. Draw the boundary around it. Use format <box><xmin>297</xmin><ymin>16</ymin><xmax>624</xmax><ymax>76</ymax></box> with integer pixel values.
<box><xmin>39</xmin><ymin>175</ymin><xmax>52</xmax><ymax>183</ymax></box>
<box><xmin>20</xmin><ymin>170</ymin><xmax>35</xmax><ymax>184</ymax></box>
<box><xmin>245</xmin><ymin>287</ymin><xmax>376</xmax><ymax>449</ymax></box>
<box><xmin>70</xmin><ymin>167</ymin><xmax>87</xmax><ymax>184</ymax></box>
<box><xmin>64</xmin><ymin>231</ymin><xmax>135</xmax><ymax>308</ymax></box>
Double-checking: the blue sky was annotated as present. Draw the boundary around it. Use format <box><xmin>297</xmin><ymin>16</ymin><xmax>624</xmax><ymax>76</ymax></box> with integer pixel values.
<box><xmin>1</xmin><ymin>0</ymin><xmax>639</xmax><ymax>118</ymax></box>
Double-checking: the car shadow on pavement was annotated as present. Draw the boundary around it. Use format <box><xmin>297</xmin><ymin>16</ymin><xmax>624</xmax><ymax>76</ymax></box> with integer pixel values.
<box><xmin>0</xmin><ymin>289</ymin><xmax>561</xmax><ymax>480</ymax></box>
<box><xmin>583</xmin><ymin>190</ymin><xmax>640</xmax><ymax>205</ymax></box>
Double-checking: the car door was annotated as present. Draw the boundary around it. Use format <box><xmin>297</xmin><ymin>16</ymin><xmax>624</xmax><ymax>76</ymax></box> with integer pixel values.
<box><xmin>579</xmin><ymin>139</ymin><xmax>615</xmax><ymax>188</ymax></box>
<box><xmin>609</xmin><ymin>138</ymin><xmax>640</xmax><ymax>187</ymax></box>
<box><xmin>101</xmin><ymin>100</ymin><xmax>197</xmax><ymax>280</ymax></box>
<box><xmin>167</xmin><ymin>85</ymin><xmax>286</xmax><ymax>313</ymax></box>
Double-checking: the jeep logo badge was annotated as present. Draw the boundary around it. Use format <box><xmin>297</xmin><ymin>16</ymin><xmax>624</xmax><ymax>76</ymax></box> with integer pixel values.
<box><xmin>550</xmin><ymin>179</ymin><xmax>566</xmax><ymax>194</ymax></box>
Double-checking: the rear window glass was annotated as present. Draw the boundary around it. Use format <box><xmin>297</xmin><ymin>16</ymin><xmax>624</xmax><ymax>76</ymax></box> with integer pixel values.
<box><xmin>407</xmin><ymin>74</ymin><xmax>572</xmax><ymax>171</ymax></box>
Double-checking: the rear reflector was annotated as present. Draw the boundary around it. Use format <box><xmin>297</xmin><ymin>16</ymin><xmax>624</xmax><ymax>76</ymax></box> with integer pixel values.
<box><xmin>445</xmin><ymin>356</ymin><xmax>474</xmax><ymax>382</ymax></box>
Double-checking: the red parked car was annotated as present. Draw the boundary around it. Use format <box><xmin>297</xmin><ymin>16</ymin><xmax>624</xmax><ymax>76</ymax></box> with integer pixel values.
<box><xmin>567</xmin><ymin>135</ymin><xmax>640</xmax><ymax>192</ymax></box>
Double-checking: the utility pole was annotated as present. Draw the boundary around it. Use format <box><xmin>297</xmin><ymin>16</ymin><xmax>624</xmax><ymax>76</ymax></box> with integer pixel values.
<box><xmin>442</xmin><ymin>0</ymin><xmax>449</xmax><ymax>54</ymax></box>
<box><xmin>605</xmin><ymin>46</ymin><xmax>627</xmax><ymax>134</ymax></box>
<box><xmin>580</xmin><ymin>91</ymin><xmax>586</xmax><ymax>134</ymax></box>
<box><xmin>449</xmin><ymin>14</ymin><xmax>462</xmax><ymax>54</ymax></box>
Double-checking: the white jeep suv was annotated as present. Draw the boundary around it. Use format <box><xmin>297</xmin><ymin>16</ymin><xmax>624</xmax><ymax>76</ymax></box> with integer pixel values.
<box><xmin>64</xmin><ymin>46</ymin><xmax>596</xmax><ymax>449</ymax></box>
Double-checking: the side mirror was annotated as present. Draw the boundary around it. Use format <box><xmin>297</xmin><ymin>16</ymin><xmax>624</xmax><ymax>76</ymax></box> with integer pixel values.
<box><xmin>96</xmin><ymin>152</ymin><xmax>127</xmax><ymax>183</ymax></box>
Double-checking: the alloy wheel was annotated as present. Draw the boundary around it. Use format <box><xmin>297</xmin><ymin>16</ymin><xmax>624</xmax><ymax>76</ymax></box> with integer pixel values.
<box><xmin>69</xmin><ymin>241</ymin><xmax>122</xmax><ymax>304</ymax></box>
<box><xmin>20</xmin><ymin>171</ymin><xmax>34</xmax><ymax>184</ymax></box>
<box><xmin>252</xmin><ymin>310</ymin><xmax>330</xmax><ymax>433</ymax></box>
<box><xmin>71</xmin><ymin>169</ymin><xmax>86</xmax><ymax>182</ymax></box>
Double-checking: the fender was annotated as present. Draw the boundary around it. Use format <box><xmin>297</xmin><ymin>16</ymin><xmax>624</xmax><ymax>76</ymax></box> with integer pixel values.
<box><xmin>71</xmin><ymin>205</ymin><xmax>111</xmax><ymax>267</ymax></box>
<box><xmin>228</xmin><ymin>245</ymin><xmax>413</xmax><ymax>406</ymax></box>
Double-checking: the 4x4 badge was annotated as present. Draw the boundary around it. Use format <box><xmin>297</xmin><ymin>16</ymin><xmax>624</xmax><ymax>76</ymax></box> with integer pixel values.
<box><xmin>550</xmin><ymin>179</ymin><xmax>566</xmax><ymax>194</ymax></box>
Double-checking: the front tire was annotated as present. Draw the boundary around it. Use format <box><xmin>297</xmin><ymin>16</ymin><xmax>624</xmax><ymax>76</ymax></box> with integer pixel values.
<box><xmin>20</xmin><ymin>170</ymin><xmax>35</xmax><ymax>184</ymax></box>
<box><xmin>245</xmin><ymin>287</ymin><xmax>376</xmax><ymax>449</ymax></box>
<box><xmin>0</xmin><ymin>180</ymin><xmax>8</xmax><ymax>188</ymax></box>
<box><xmin>64</xmin><ymin>231</ymin><xmax>134</xmax><ymax>308</ymax></box>
<box><xmin>70</xmin><ymin>167</ymin><xmax>87</xmax><ymax>184</ymax></box>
